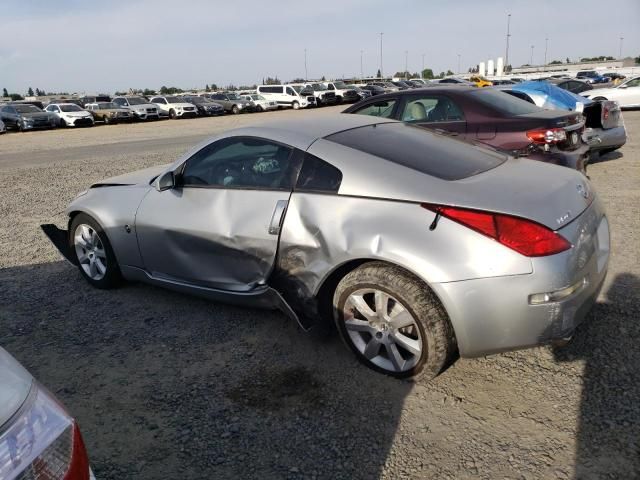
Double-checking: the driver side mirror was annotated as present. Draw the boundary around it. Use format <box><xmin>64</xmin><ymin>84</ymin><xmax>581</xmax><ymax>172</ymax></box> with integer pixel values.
<box><xmin>155</xmin><ymin>171</ymin><xmax>175</xmax><ymax>192</ymax></box>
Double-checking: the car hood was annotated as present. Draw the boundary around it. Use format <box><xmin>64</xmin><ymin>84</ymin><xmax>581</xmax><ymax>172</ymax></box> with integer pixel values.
<box><xmin>128</xmin><ymin>103</ymin><xmax>155</xmax><ymax>110</ymax></box>
<box><xmin>98</xmin><ymin>108</ymin><xmax>131</xmax><ymax>114</ymax></box>
<box><xmin>22</xmin><ymin>112</ymin><xmax>52</xmax><ymax>119</ymax></box>
<box><xmin>165</xmin><ymin>103</ymin><xmax>195</xmax><ymax>109</ymax></box>
<box><xmin>0</xmin><ymin>347</ymin><xmax>33</xmax><ymax>431</ymax></box>
<box><xmin>583</xmin><ymin>86</ymin><xmax>619</xmax><ymax>97</ymax></box>
<box><xmin>91</xmin><ymin>164</ymin><xmax>170</xmax><ymax>188</ymax></box>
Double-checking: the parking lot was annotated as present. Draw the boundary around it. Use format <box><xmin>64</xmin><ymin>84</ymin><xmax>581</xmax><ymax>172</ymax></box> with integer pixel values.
<box><xmin>0</xmin><ymin>105</ymin><xmax>638</xmax><ymax>479</ymax></box>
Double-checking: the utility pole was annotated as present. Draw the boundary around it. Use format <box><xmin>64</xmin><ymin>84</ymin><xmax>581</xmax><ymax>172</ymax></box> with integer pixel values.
<box><xmin>405</xmin><ymin>50</ymin><xmax>408</xmax><ymax>79</ymax></box>
<box><xmin>422</xmin><ymin>53</ymin><xmax>425</xmax><ymax>78</ymax></box>
<box><xmin>304</xmin><ymin>48</ymin><xmax>308</xmax><ymax>80</ymax></box>
<box><xmin>530</xmin><ymin>45</ymin><xmax>534</xmax><ymax>65</ymax></box>
<box><xmin>457</xmin><ymin>54</ymin><xmax>461</xmax><ymax>74</ymax></box>
<box><xmin>619</xmin><ymin>37</ymin><xmax>624</xmax><ymax>59</ymax></box>
<box><xmin>360</xmin><ymin>50</ymin><xmax>363</xmax><ymax>78</ymax></box>
<box><xmin>505</xmin><ymin>13</ymin><xmax>511</xmax><ymax>69</ymax></box>
<box><xmin>544</xmin><ymin>37</ymin><xmax>548</xmax><ymax>70</ymax></box>
<box><xmin>379</xmin><ymin>32</ymin><xmax>384</xmax><ymax>78</ymax></box>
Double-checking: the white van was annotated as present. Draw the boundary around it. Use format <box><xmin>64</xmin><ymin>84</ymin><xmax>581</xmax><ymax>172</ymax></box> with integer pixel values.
<box><xmin>256</xmin><ymin>85</ymin><xmax>316</xmax><ymax>109</ymax></box>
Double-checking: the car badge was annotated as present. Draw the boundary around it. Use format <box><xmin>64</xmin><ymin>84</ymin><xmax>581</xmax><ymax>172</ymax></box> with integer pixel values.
<box><xmin>576</xmin><ymin>183</ymin><xmax>590</xmax><ymax>200</ymax></box>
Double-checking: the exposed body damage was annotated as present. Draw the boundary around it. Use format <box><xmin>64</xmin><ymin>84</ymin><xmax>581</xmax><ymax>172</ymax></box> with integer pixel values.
<box><xmin>43</xmin><ymin>115</ymin><xmax>608</xmax><ymax>365</ymax></box>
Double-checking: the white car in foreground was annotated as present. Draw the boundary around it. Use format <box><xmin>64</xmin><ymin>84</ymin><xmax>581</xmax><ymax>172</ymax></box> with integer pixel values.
<box><xmin>582</xmin><ymin>76</ymin><xmax>640</xmax><ymax>109</ymax></box>
<box><xmin>149</xmin><ymin>96</ymin><xmax>198</xmax><ymax>119</ymax></box>
<box><xmin>44</xmin><ymin>103</ymin><xmax>94</xmax><ymax>127</ymax></box>
<box><xmin>240</xmin><ymin>94</ymin><xmax>279</xmax><ymax>112</ymax></box>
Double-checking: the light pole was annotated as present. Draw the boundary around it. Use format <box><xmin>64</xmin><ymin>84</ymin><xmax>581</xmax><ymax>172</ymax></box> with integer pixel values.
<box><xmin>619</xmin><ymin>37</ymin><xmax>624</xmax><ymax>59</ymax></box>
<box><xmin>360</xmin><ymin>50</ymin><xmax>363</xmax><ymax>78</ymax></box>
<box><xmin>304</xmin><ymin>48</ymin><xmax>308</xmax><ymax>80</ymax></box>
<box><xmin>405</xmin><ymin>50</ymin><xmax>408</xmax><ymax>79</ymax></box>
<box><xmin>530</xmin><ymin>45</ymin><xmax>534</xmax><ymax>65</ymax></box>
<box><xmin>544</xmin><ymin>37</ymin><xmax>548</xmax><ymax>70</ymax></box>
<box><xmin>457</xmin><ymin>54</ymin><xmax>461</xmax><ymax>74</ymax></box>
<box><xmin>379</xmin><ymin>32</ymin><xmax>384</xmax><ymax>78</ymax></box>
<box><xmin>422</xmin><ymin>53</ymin><xmax>425</xmax><ymax>79</ymax></box>
<box><xmin>505</xmin><ymin>13</ymin><xmax>511</xmax><ymax>69</ymax></box>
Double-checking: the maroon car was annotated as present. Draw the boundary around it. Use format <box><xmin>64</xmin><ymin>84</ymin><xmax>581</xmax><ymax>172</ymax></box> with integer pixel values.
<box><xmin>343</xmin><ymin>86</ymin><xmax>590</xmax><ymax>172</ymax></box>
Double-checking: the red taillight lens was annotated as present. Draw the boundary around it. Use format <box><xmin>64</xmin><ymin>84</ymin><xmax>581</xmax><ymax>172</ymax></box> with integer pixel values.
<box><xmin>422</xmin><ymin>204</ymin><xmax>571</xmax><ymax>257</ymax></box>
<box><xmin>526</xmin><ymin>127</ymin><xmax>567</xmax><ymax>144</ymax></box>
<box><xmin>0</xmin><ymin>385</ymin><xmax>90</xmax><ymax>480</ymax></box>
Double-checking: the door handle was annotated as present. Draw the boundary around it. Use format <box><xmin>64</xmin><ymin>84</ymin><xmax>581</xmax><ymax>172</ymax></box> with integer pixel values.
<box><xmin>268</xmin><ymin>200</ymin><xmax>288</xmax><ymax>235</ymax></box>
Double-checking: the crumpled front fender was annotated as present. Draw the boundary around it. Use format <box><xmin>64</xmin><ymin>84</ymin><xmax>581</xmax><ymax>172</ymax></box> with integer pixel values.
<box><xmin>40</xmin><ymin>224</ymin><xmax>77</xmax><ymax>265</ymax></box>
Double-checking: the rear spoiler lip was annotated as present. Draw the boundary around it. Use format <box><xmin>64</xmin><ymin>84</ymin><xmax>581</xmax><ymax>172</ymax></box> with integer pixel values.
<box><xmin>40</xmin><ymin>224</ymin><xmax>78</xmax><ymax>265</ymax></box>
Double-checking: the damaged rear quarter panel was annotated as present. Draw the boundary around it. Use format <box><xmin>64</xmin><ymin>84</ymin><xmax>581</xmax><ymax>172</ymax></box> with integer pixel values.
<box><xmin>276</xmin><ymin>192</ymin><xmax>532</xmax><ymax>308</ymax></box>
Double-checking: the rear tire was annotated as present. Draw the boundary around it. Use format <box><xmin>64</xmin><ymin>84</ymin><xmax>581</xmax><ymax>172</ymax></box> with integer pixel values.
<box><xmin>333</xmin><ymin>262</ymin><xmax>455</xmax><ymax>379</ymax></box>
<box><xmin>231</xmin><ymin>104</ymin><xmax>240</xmax><ymax>114</ymax></box>
<box><xmin>69</xmin><ymin>213</ymin><xmax>122</xmax><ymax>289</ymax></box>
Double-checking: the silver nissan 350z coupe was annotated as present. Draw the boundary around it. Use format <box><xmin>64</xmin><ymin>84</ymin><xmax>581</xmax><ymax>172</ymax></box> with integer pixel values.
<box><xmin>42</xmin><ymin>115</ymin><xmax>609</xmax><ymax>379</ymax></box>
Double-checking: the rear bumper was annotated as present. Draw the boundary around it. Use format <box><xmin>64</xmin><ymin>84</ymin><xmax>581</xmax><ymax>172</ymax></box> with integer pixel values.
<box><xmin>527</xmin><ymin>143</ymin><xmax>590</xmax><ymax>172</ymax></box>
<box><xmin>432</xmin><ymin>204</ymin><xmax>609</xmax><ymax>357</ymax></box>
<box><xmin>583</xmin><ymin>125</ymin><xmax>627</xmax><ymax>152</ymax></box>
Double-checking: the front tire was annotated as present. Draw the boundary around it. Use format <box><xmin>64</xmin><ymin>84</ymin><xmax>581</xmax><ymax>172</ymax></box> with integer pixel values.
<box><xmin>292</xmin><ymin>101</ymin><xmax>300</xmax><ymax>110</ymax></box>
<box><xmin>333</xmin><ymin>262</ymin><xmax>455</xmax><ymax>379</ymax></box>
<box><xmin>231</xmin><ymin>104</ymin><xmax>240</xmax><ymax>114</ymax></box>
<box><xmin>69</xmin><ymin>213</ymin><xmax>122</xmax><ymax>289</ymax></box>
<box><xmin>169</xmin><ymin>109</ymin><xmax>177</xmax><ymax>119</ymax></box>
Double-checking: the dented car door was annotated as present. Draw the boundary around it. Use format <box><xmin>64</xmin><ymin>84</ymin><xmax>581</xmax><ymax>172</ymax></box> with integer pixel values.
<box><xmin>135</xmin><ymin>136</ymin><xmax>299</xmax><ymax>291</ymax></box>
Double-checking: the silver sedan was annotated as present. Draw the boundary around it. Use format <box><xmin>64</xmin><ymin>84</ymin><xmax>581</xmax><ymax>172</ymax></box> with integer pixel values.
<box><xmin>42</xmin><ymin>115</ymin><xmax>609</xmax><ymax>379</ymax></box>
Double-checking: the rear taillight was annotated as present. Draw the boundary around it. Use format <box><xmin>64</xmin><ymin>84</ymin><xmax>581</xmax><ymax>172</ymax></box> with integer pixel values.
<box><xmin>0</xmin><ymin>384</ymin><xmax>90</xmax><ymax>480</ymax></box>
<box><xmin>422</xmin><ymin>204</ymin><xmax>571</xmax><ymax>257</ymax></box>
<box><xmin>526</xmin><ymin>127</ymin><xmax>567</xmax><ymax>144</ymax></box>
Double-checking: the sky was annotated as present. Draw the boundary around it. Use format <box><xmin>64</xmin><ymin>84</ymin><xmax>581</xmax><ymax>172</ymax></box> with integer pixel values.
<box><xmin>1</xmin><ymin>0</ymin><xmax>639</xmax><ymax>94</ymax></box>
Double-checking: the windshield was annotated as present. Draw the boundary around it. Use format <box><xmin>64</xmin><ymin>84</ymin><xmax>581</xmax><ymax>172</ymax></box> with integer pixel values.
<box><xmin>334</xmin><ymin>82</ymin><xmax>349</xmax><ymax>89</ymax></box>
<box><xmin>226</xmin><ymin>93</ymin><xmax>240</xmax><ymax>100</ymax></box>
<box><xmin>311</xmin><ymin>83</ymin><xmax>327</xmax><ymax>91</ymax></box>
<box><xmin>250</xmin><ymin>95</ymin><xmax>263</xmax><ymax>100</ymax></box>
<box><xmin>165</xmin><ymin>96</ymin><xmax>183</xmax><ymax>104</ymax></box>
<box><xmin>186</xmin><ymin>97</ymin><xmax>204</xmax><ymax>104</ymax></box>
<box><xmin>98</xmin><ymin>102</ymin><xmax>119</xmax><ymax>109</ymax></box>
<box><xmin>60</xmin><ymin>104</ymin><xmax>83</xmax><ymax>112</ymax></box>
<box><xmin>127</xmin><ymin>97</ymin><xmax>148</xmax><ymax>105</ymax></box>
<box><xmin>618</xmin><ymin>76</ymin><xmax>640</xmax><ymax>88</ymax></box>
<box><xmin>471</xmin><ymin>89</ymin><xmax>541</xmax><ymax>115</ymax></box>
<box><xmin>14</xmin><ymin>105</ymin><xmax>42</xmax><ymax>113</ymax></box>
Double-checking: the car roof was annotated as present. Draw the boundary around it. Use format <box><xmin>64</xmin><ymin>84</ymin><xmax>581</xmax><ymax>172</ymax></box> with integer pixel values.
<box><xmin>225</xmin><ymin>115</ymin><xmax>398</xmax><ymax>150</ymax></box>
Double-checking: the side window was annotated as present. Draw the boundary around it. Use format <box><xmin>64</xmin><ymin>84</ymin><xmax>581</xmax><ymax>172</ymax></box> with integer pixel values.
<box><xmin>353</xmin><ymin>99</ymin><xmax>396</xmax><ymax>118</ymax></box>
<box><xmin>296</xmin><ymin>153</ymin><xmax>342</xmax><ymax>193</ymax></box>
<box><xmin>181</xmin><ymin>137</ymin><xmax>295</xmax><ymax>190</ymax></box>
<box><xmin>327</xmin><ymin>84</ymin><xmax>335</xmax><ymax>90</ymax></box>
<box><xmin>113</xmin><ymin>98</ymin><xmax>124</xmax><ymax>106</ymax></box>
<box><xmin>402</xmin><ymin>96</ymin><xmax>464</xmax><ymax>122</ymax></box>
<box><xmin>286</xmin><ymin>88</ymin><xmax>296</xmax><ymax>96</ymax></box>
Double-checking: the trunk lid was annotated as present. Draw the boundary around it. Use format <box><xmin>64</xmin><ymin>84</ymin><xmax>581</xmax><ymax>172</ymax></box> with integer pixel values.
<box><xmin>0</xmin><ymin>347</ymin><xmax>33</xmax><ymax>431</ymax></box>
<box><xmin>449</xmin><ymin>157</ymin><xmax>594</xmax><ymax>230</ymax></box>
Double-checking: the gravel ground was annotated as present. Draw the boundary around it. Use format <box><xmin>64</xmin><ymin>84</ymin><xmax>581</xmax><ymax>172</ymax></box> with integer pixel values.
<box><xmin>0</xmin><ymin>108</ymin><xmax>638</xmax><ymax>480</ymax></box>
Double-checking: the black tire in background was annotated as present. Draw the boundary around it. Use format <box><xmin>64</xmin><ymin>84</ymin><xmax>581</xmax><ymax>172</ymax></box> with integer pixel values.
<box><xmin>333</xmin><ymin>261</ymin><xmax>455</xmax><ymax>380</ymax></box>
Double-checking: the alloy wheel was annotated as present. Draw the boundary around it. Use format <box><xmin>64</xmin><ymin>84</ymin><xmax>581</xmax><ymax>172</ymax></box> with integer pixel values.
<box><xmin>74</xmin><ymin>224</ymin><xmax>107</xmax><ymax>281</ymax></box>
<box><xmin>343</xmin><ymin>288</ymin><xmax>423</xmax><ymax>373</ymax></box>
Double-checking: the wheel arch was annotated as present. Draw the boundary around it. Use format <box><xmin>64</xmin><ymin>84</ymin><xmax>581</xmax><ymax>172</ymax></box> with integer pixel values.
<box><xmin>313</xmin><ymin>258</ymin><xmax>456</xmax><ymax>344</ymax></box>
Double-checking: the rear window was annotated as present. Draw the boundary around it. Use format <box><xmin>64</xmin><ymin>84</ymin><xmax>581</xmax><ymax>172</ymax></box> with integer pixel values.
<box><xmin>325</xmin><ymin>122</ymin><xmax>506</xmax><ymax>181</ymax></box>
<box><xmin>470</xmin><ymin>89</ymin><xmax>541</xmax><ymax>115</ymax></box>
